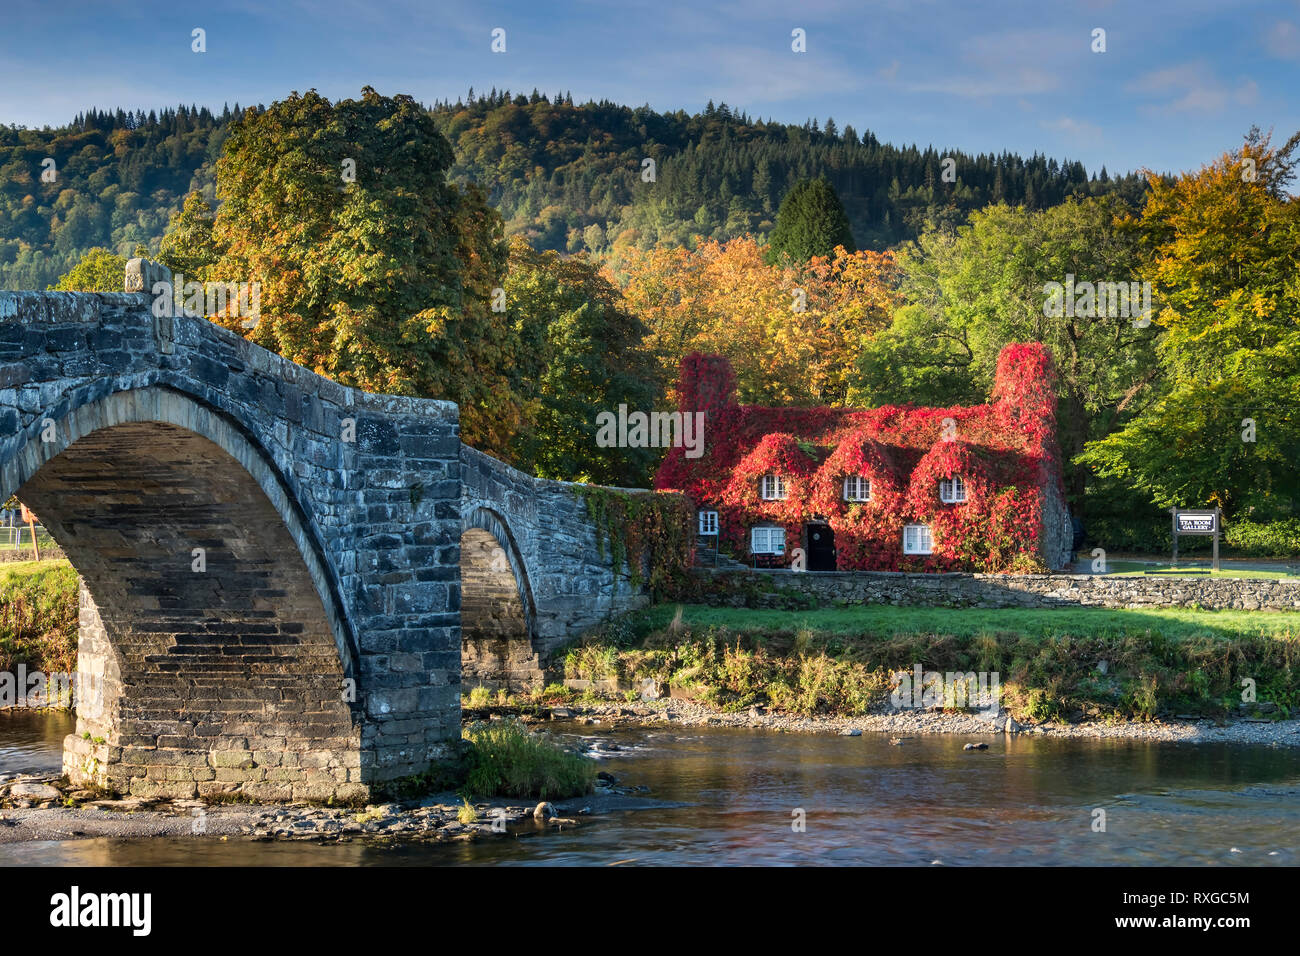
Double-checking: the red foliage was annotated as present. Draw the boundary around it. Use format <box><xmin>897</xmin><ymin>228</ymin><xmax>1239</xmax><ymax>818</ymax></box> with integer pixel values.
<box><xmin>655</xmin><ymin>342</ymin><xmax>1063</xmax><ymax>573</ymax></box>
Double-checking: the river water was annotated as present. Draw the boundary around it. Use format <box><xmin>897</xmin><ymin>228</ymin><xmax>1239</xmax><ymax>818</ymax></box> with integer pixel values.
<box><xmin>2</xmin><ymin>710</ymin><xmax>1297</xmax><ymax>866</ymax></box>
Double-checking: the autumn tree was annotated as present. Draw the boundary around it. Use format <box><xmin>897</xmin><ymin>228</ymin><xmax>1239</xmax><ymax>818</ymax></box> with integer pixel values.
<box><xmin>1078</xmin><ymin>129</ymin><xmax>1300</xmax><ymax>517</ymax></box>
<box><xmin>191</xmin><ymin>88</ymin><xmax>523</xmax><ymax>455</ymax></box>
<box><xmin>618</xmin><ymin>236</ymin><xmax>897</xmax><ymax>406</ymax></box>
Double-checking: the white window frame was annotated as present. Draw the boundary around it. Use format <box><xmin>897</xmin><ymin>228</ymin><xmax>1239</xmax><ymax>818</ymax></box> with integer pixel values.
<box><xmin>939</xmin><ymin>476</ymin><xmax>967</xmax><ymax>504</ymax></box>
<box><xmin>843</xmin><ymin>475</ymin><xmax>871</xmax><ymax>502</ymax></box>
<box><xmin>698</xmin><ymin>510</ymin><xmax>719</xmax><ymax>536</ymax></box>
<box><xmin>751</xmin><ymin>526</ymin><xmax>786</xmax><ymax>555</ymax></box>
<box><xmin>903</xmin><ymin>524</ymin><xmax>933</xmax><ymax>555</ymax></box>
<box><xmin>760</xmin><ymin>474</ymin><xmax>787</xmax><ymax>501</ymax></box>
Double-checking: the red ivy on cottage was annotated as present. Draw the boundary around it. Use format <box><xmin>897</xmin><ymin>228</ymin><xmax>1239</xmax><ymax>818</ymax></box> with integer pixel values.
<box><xmin>656</xmin><ymin>343</ymin><xmax>1066</xmax><ymax>573</ymax></box>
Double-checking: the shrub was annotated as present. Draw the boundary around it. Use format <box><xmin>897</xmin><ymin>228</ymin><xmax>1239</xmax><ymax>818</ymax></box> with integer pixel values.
<box><xmin>462</xmin><ymin>719</ymin><xmax>595</xmax><ymax>799</ymax></box>
<box><xmin>1225</xmin><ymin>518</ymin><xmax>1300</xmax><ymax>558</ymax></box>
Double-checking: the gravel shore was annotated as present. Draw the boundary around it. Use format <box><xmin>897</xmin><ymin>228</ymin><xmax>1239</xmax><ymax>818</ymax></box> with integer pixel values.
<box><xmin>532</xmin><ymin>696</ymin><xmax>1300</xmax><ymax>747</ymax></box>
<box><xmin>0</xmin><ymin>773</ymin><xmax>673</xmax><ymax>847</ymax></box>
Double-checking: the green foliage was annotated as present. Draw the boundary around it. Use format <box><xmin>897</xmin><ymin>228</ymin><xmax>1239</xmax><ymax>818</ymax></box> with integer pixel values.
<box><xmin>457</xmin><ymin>797</ymin><xmax>479</xmax><ymax>824</ymax></box>
<box><xmin>1224</xmin><ymin>518</ymin><xmax>1300</xmax><ymax>557</ymax></box>
<box><xmin>429</xmin><ymin>91</ymin><xmax>1143</xmax><ymax>256</ymax></box>
<box><xmin>1077</xmin><ymin>130</ymin><xmax>1300</xmax><ymax>520</ymax></box>
<box><xmin>3</xmin><ymin>93</ymin><xmax>1142</xmax><ymax>291</ymax></box>
<box><xmin>49</xmin><ymin>247</ymin><xmax>126</xmax><ymax>291</ymax></box>
<box><xmin>503</xmin><ymin>237</ymin><xmax>662</xmax><ymax>485</ymax></box>
<box><xmin>157</xmin><ymin>191</ymin><xmax>217</xmax><ymax>278</ymax></box>
<box><xmin>461</xmin><ymin>719</ymin><xmax>595</xmax><ymax>799</ymax></box>
<box><xmin>576</xmin><ymin>486</ymin><xmax>693</xmax><ymax>595</ymax></box>
<box><xmin>851</xmin><ymin>197</ymin><xmax>1156</xmax><ymax>510</ymax></box>
<box><xmin>0</xmin><ymin>104</ymin><xmax>230</xmax><ymax>290</ymax></box>
<box><xmin>767</xmin><ymin>177</ymin><xmax>855</xmax><ymax>263</ymax></box>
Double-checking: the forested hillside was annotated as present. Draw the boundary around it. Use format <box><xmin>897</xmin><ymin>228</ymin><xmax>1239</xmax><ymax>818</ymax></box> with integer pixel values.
<box><xmin>0</xmin><ymin>104</ymin><xmax>235</xmax><ymax>289</ymax></box>
<box><xmin>432</xmin><ymin>89</ymin><xmax>1147</xmax><ymax>254</ymax></box>
<box><xmin>0</xmin><ymin>91</ymin><xmax>1145</xmax><ymax>289</ymax></box>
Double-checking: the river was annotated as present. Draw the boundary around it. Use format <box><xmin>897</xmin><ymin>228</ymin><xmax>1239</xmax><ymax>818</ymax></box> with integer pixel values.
<box><xmin>2</xmin><ymin>710</ymin><xmax>1297</xmax><ymax>865</ymax></box>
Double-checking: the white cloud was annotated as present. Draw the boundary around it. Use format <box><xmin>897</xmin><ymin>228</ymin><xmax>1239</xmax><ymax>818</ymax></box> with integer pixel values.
<box><xmin>1128</xmin><ymin>62</ymin><xmax>1258</xmax><ymax>115</ymax></box>
<box><xmin>1265</xmin><ymin>20</ymin><xmax>1300</xmax><ymax>59</ymax></box>
<box><xmin>900</xmin><ymin>29</ymin><xmax>1075</xmax><ymax>98</ymax></box>
<box><xmin>1042</xmin><ymin>116</ymin><xmax>1104</xmax><ymax>142</ymax></box>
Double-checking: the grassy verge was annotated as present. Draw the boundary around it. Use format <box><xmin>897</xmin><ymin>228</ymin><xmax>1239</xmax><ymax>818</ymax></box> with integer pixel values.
<box><xmin>561</xmin><ymin>603</ymin><xmax>1300</xmax><ymax>723</ymax></box>
<box><xmin>0</xmin><ymin>559</ymin><xmax>77</xmax><ymax>675</ymax></box>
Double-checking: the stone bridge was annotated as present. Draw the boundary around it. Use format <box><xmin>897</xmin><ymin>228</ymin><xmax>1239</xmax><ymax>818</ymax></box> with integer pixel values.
<box><xmin>0</xmin><ymin>288</ymin><xmax>659</xmax><ymax>802</ymax></box>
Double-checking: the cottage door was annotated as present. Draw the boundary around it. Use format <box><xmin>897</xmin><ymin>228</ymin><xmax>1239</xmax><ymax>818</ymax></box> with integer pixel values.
<box><xmin>806</xmin><ymin>523</ymin><xmax>836</xmax><ymax>571</ymax></box>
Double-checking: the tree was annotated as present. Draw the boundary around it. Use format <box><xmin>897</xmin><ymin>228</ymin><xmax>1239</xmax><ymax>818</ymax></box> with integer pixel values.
<box><xmin>505</xmin><ymin>238</ymin><xmax>661</xmax><ymax>484</ymax></box>
<box><xmin>191</xmin><ymin>88</ymin><xmax>522</xmax><ymax>456</ymax></box>
<box><xmin>1078</xmin><ymin>130</ymin><xmax>1300</xmax><ymax>517</ymax></box>
<box><xmin>766</xmin><ymin>176</ymin><xmax>855</xmax><ymax>264</ymax></box>
<box><xmin>49</xmin><ymin>247</ymin><xmax>125</xmax><ymax>291</ymax></box>
<box><xmin>619</xmin><ymin>236</ymin><xmax>897</xmax><ymax>406</ymax></box>
<box><xmin>158</xmin><ymin>191</ymin><xmax>217</xmax><ymax>278</ymax></box>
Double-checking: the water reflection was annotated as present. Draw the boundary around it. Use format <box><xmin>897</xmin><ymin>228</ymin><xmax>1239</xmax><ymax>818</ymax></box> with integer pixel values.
<box><xmin>2</xmin><ymin>713</ymin><xmax>1297</xmax><ymax>866</ymax></box>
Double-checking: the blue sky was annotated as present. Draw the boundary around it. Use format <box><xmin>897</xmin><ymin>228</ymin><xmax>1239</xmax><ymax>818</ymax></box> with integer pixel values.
<box><xmin>3</xmin><ymin>0</ymin><xmax>1298</xmax><ymax>176</ymax></box>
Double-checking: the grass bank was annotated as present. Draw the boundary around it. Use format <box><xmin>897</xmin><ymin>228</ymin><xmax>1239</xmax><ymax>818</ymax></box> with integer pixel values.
<box><xmin>560</xmin><ymin>603</ymin><xmax>1300</xmax><ymax>723</ymax></box>
<box><xmin>0</xmin><ymin>559</ymin><xmax>77</xmax><ymax>676</ymax></box>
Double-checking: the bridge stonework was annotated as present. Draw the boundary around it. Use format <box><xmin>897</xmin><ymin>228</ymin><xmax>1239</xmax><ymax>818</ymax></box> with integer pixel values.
<box><xmin>0</xmin><ymin>290</ymin><xmax>654</xmax><ymax>802</ymax></box>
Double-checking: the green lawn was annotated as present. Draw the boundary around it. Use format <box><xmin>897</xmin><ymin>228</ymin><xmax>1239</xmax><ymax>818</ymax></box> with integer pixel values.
<box><xmin>629</xmin><ymin>601</ymin><xmax>1300</xmax><ymax>642</ymax></box>
<box><xmin>1100</xmin><ymin>559</ymin><xmax>1296</xmax><ymax>580</ymax></box>
<box><xmin>0</xmin><ymin>557</ymin><xmax>72</xmax><ymax>578</ymax></box>
<box><xmin>0</xmin><ymin>558</ymin><xmax>78</xmax><ymax>674</ymax></box>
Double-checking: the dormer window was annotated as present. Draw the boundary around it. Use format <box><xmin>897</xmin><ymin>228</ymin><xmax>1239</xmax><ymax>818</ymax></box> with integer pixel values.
<box><xmin>843</xmin><ymin>475</ymin><xmax>871</xmax><ymax>502</ymax></box>
<box><xmin>939</xmin><ymin>476</ymin><xmax>967</xmax><ymax>503</ymax></box>
<box><xmin>760</xmin><ymin>474</ymin><xmax>788</xmax><ymax>500</ymax></box>
<box><xmin>698</xmin><ymin>510</ymin><xmax>718</xmax><ymax>535</ymax></box>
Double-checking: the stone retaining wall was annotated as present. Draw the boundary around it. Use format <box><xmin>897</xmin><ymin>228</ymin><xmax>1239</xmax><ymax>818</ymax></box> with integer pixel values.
<box><xmin>696</xmin><ymin>568</ymin><xmax>1300</xmax><ymax>612</ymax></box>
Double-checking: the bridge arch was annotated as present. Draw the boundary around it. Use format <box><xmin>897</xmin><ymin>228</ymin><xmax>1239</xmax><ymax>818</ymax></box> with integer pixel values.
<box><xmin>5</xmin><ymin>385</ymin><xmax>361</xmax><ymax>801</ymax></box>
<box><xmin>459</xmin><ymin>506</ymin><xmax>542</xmax><ymax>691</ymax></box>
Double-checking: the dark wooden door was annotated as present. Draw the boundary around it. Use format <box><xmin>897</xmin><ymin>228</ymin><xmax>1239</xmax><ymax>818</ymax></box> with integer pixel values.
<box><xmin>806</xmin><ymin>523</ymin><xmax>836</xmax><ymax>571</ymax></box>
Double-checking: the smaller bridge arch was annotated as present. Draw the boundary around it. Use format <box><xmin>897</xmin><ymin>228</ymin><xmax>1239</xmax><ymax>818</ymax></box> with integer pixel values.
<box><xmin>459</xmin><ymin>506</ymin><xmax>542</xmax><ymax>691</ymax></box>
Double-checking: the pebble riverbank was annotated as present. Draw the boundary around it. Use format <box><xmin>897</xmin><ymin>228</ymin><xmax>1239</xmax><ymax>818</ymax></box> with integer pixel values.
<box><xmin>0</xmin><ymin>766</ymin><xmax>674</xmax><ymax>846</ymax></box>
<box><xmin>516</xmin><ymin>695</ymin><xmax>1300</xmax><ymax>747</ymax></box>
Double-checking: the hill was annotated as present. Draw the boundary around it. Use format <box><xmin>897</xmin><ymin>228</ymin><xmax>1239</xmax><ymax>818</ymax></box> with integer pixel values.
<box><xmin>0</xmin><ymin>91</ymin><xmax>1146</xmax><ymax>289</ymax></box>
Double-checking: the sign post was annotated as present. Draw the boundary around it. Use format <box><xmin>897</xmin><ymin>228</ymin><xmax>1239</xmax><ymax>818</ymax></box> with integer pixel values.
<box><xmin>1171</xmin><ymin>506</ymin><xmax>1220</xmax><ymax>572</ymax></box>
<box><xmin>18</xmin><ymin>503</ymin><xmax>40</xmax><ymax>561</ymax></box>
